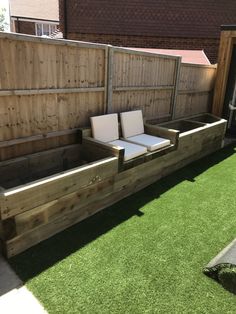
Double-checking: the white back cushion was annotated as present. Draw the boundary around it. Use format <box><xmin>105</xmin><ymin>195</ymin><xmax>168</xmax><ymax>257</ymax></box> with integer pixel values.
<box><xmin>90</xmin><ymin>113</ymin><xmax>119</xmax><ymax>142</ymax></box>
<box><xmin>120</xmin><ymin>110</ymin><xmax>144</xmax><ymax>138</ymax></box>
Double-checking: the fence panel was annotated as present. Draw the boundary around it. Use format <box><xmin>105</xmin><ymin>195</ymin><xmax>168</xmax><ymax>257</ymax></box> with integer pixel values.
<box><xmin>0</xmin><ymin>33</ymin><xmax>108</xmax><ymax>160</ymax></box>
<box><xmin>108</xmin><ymin>47</ymin><xmax>181</xmax><ymax>120</ymax></box>
<box><xmin>0</xmin><ymin>33</ymin><xmax>108</xmax><ymax>140</ymax></box>
<box><xmin>175</xmin><ymin>63</ymin><xmax>217</xmax><ymax>118</ymax></box>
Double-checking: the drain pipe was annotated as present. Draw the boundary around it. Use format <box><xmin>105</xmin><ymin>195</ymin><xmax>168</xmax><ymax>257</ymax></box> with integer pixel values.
<box><xmin>228</xmin><ymin>80</ymin><xmax>236</xmax><ymax>129</ymax></box>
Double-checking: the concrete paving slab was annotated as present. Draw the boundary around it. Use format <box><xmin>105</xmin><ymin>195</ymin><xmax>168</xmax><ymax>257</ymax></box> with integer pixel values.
<box><xmin>0</xmin><ymin>255</ymin><xmax>22</xmax><ymax>296</ymax></box>
<box><xmin>0</xmin><ymin>255</ymin><xmax>47</xmax><ymax>313</ymax></box>
<box><xmin>0</xmin><ymin>287</ymin><xmax>47</xmax><ymax>314</ymax></box>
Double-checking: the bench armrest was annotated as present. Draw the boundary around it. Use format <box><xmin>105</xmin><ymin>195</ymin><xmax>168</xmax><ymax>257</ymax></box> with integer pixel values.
<box><xmin>144</xmin><ymin>123</ymin><xmax>179</xmax><ymax>146</ymax></box>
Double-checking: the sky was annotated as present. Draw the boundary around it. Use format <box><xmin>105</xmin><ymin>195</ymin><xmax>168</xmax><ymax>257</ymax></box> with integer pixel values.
<box><xmin>0</xmin><ymin>0</ymin><xmax>10</xmax><ymax>30</ymax></box>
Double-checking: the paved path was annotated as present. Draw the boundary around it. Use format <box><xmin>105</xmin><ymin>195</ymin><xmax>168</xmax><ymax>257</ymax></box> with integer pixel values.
<box><xmin>0</xmin><ymin>255</ymin><xmax>47</xmax><ymax>313</ymax></box>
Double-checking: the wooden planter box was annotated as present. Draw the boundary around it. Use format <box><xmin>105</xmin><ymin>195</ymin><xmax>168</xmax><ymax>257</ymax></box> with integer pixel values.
<box><xmin>0</xmin><ymin>114</ymin><xmax>227</xmax><ymax>257</ymax></box>
<box><xmin>0</xmin><ymin>143</ymin><xmax>118</xmax><ymax>257</ymax></box>
<box><xmin>155</xmin><ymin>114</ymin><xmax>227</xmax><ymax>171</ymax></box>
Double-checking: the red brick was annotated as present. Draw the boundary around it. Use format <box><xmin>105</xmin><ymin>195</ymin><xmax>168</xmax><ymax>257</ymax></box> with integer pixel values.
<box><xmin>59</xmin><ymin>0</ymin><xmax>236</xmax><ymax>63</ymax></box>
<box><xmin>60</xmin><ymin>0</ymin><xmax>236</xmax><ymax>39</ymax></box>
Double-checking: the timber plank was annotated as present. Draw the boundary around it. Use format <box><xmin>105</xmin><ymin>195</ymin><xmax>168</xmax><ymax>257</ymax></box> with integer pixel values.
<box><xmin>15</xmin><ymin>177</ymin><xmax>114</xmax><ymax>235</ymax></box>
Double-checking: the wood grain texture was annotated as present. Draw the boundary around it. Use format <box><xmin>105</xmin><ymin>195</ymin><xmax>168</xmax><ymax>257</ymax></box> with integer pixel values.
<box><xmin>175</xmin><ymin>63</ymin><xmax>217</xmax><ymax>118</ymax></box>
<box><xmin>212</xmin><ymin>30</ymin><xmax>236</xmax><ymax>116</ymax></box>
<box><xmin>4</xmin><ymin>118</ymin><xmax>226</xmax><ymax>257</ymax></box>
<box><xmin>0</xmin><ymin>33</ymin><xmax>217</xmax><ymax>162</ymax></box>
<box><xmin>0</xmin><ymin>34</ymin><xmax>107</xmax><ymax>158</ymax></box>
<box><xmin>111</xmin><ymin>48</ymin><xmax>178</xmax><ymax>118</ymax></box>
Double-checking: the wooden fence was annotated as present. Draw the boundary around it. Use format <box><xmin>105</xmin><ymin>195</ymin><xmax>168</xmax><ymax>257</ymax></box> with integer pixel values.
<box><xmin>175</xmin><ymin>63</ymin><xmax>217</xmax><ymax>118</ymax></box>
<box><xmin>0</xmin><ymin>32</ymin><xmax>217</xmax><ymax>160</ymax></box>
<box><xmin>107</xmin><ymin>47</ymin><xmax>180</xmax><ymax>121</ymax></box>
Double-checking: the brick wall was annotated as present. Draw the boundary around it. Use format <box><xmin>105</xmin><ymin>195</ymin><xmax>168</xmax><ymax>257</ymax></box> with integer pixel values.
<box><xmin>59</xmin><ymin>0</ymin><xmax>236</xmax><ymax>64</ymax></box>
<box><xmin>67</xmin><ymin>33</ymin><xmax>220</xmax><ymax>64</ymax></box>
<box><xmin>60</xmin><ymin>0</ymin><xmax>236</xmax><ymax>39</ymax></box>
<box><xmin>14</xmin><ymin>20</ymin><xmax>36</xmax><ymax>35</ymax></box>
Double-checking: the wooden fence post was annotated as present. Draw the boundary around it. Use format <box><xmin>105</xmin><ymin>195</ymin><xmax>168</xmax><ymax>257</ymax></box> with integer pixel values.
<box><xmin>107</xmin><ymin>45</ymin><xmax>114</xmax><ymax>114</ymax></box>
<box><xmin>104</xmin><ymin>45</ymin><xmax>109</xmax><ymax>114</ymax></box>
<box><xmin>170</xmin><ymin>56</ymin><xmax>182</xmax><ymax>120</ymax></box>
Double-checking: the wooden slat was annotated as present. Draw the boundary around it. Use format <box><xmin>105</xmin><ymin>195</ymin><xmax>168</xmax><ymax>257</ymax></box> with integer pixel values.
<box><xmin>107</xmin><ymin>46</ymin><xmax>114</xmax><ymax>113</ymax></box>
<box><xmin>112</xmin><ymin>47</ymin><xmax>180</xmax><ymax>60</ymax></box>
<box><xmin>144</xmin><ymin>123</ymin><xmax>179</xmax><ymax>145</ymax></box>
<box><xmin>171</xmin><ymin>57</ymin><xmax>181</xmax><ymax>119</ymax></box>
<box><xmin>182</xmin><ymin>63</ymin><xmax>217</xmax><ymax>69</ymax></box>
<box><xmin>0</xmin><ymin>128</ymin><xmax>81</xmax><ymax>148</ymax></box>
<box><xmin>178</xmin><ymin>90</ymin><xmax>211</xmax><ymax>95</ymax></box>
<box><xmin>113</xmin><ymin>86</ymin><xmax>174</xmax><ymax>92</ymax></box>
<box><xmin>0</xmin><ymin>87</ymin><xmax>105</xmax><ymax>96</ymax></box>
<box><xmin>104</xmin><ymin>46</ymin><xmax>109</xmax><ymax>114</ymax></box>
<box><xmin>14</xmin><ymin>177</ymin><xmax>114</xmax><ymax>235</ymax></box>
<box><xmin>0</xmin><ymin>32</ymin><xmax>108</xmax><ymax>50</ymax></box>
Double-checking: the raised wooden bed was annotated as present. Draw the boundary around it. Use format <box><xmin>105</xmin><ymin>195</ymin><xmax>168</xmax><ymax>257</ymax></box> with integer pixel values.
<box><xmin>0</xmin><ymin>143</ymin><xmax>119</xmax><ymax>257</ymax></box>
<box><xmin>159</xmin><ymin>119</ymin><xmax>205</xmax><ymax>133</ymax></box>
<box><xmin>156</xmin><ymin>114</ymin><xmax>227</xmax><ymax>171</ymax></box>
<box><xmin>0</xmin><ymin>114</ymin><xmax>227</xmax><ymax>257</ymax></box>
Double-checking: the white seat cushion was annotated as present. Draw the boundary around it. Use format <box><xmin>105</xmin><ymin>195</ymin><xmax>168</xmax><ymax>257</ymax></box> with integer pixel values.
<box><xmin>120</xmin><ymin>110</ymin><xmax>144</xmax><ymax>138</ymax></box>
<box><xmin>126</xmin><ymin>134</ymin><xmax>171</xmax><ymax>151</ymax></box>
<box><xmin>109</xmin><ymin>140</ymin><xmax>147</xmax><ymax>161</ymax></box>
<box><xmin>90</xmin><ymin>113</ymin><xmax>119</xmax><ymax>142</ymax></box>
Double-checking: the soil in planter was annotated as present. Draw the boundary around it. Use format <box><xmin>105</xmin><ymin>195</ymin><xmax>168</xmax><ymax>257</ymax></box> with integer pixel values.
<box><xmin>188</xmin><ymin>114</ymin><xmax>220</xmax><ymax>124</ymax></box>
<box><xmin>160</xmin><ymin>120</ymin><xmax>205</xmax><ymax>133</ymax></box>
<box><xmin>0</xmin><ymin>144</ymin><xmax>88</xmax><ymax>190</ymax></box>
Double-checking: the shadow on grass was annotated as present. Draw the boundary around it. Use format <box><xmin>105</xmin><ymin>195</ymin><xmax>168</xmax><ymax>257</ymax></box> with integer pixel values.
<box><xmin>9</xmin><ymin>144</ymin><xmax>236</xmax><ymax>282</ymax></box>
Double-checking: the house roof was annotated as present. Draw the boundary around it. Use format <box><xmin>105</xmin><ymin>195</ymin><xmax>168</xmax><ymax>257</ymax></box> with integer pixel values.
<box><xmin>128</xmin><ymin>49</ymin><xmax>211</xmax><ymax>65</ymax></box>
<box><xmin>65</xmin><ymin>0</ymin><xmax>236</xmax><ymax>39</ymax></box>
<box><xmin>10</xmin><ymin>0</ymin><xmax>59</xmax><ymax>22</ymax></box>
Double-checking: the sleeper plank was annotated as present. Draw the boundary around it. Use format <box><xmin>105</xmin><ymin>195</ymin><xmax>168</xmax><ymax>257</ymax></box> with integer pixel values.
<box><xmin>15</xmin><ymin>177</ymin><xmax>114</xmax><ymax>235</ymax></box>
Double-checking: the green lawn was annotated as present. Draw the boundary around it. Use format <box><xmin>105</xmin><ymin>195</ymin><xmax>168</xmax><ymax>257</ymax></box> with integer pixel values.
<box><xmin>10</xmin><ymin>144</ymin><xmax>236</xmax><ymax>314</ymax></box>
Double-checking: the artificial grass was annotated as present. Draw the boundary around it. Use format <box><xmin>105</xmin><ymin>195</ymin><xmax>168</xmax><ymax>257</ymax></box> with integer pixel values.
<box><xmin>10</xmin><ymin>144</ymin><xmax>236</xmax><ymax>313</ymax></box>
